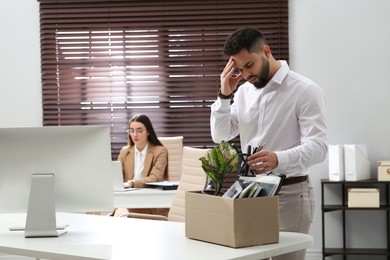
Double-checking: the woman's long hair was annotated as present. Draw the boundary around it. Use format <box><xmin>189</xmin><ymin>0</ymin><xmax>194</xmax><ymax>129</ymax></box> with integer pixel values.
<box><xmin>127</xmin><ymin>114</ymin><xmax>163</xmax><ymax>147</ymax></box>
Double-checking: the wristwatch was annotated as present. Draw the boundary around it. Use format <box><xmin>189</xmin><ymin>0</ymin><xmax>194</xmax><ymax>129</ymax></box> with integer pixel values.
<box><xmin>218</xmin><ymin>89</ymin><xmax>233</xmax><ymax>99</ymax></box>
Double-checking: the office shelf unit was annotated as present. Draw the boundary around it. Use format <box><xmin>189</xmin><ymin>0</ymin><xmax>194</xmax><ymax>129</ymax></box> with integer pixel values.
<box><xmin>321</xmin><ymin>179</ymin><xmax>390</xmax><ymax>260</ymax></box>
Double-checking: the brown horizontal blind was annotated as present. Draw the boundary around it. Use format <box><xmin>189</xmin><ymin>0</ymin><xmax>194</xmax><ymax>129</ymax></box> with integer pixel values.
<box><xmin>38</xmin><ymin>0</ymin><xmax>288</xmax><ymax>159</ymax></box>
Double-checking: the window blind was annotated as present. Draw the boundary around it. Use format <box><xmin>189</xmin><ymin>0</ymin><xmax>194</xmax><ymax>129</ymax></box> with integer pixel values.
<box><xmin>38</xmin><ymin>0</ymin><xmax>288</xmax><ymax>159</ymax></box>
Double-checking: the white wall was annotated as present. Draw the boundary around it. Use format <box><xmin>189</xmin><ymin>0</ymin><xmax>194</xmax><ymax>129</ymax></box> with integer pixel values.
<box><xmin>1</xmin><ymin>0</ymin><xmax>390</xmax><ymax>259</ymax></box>
<box><xmin>290</xmin><ymin>0</ymin><xmax>390</xmax><ymax>259</ymax></box>
<box><xmin>0</xmin><ymin>0</ymin><xmax>41</xmax><ymax>127</ymax></box>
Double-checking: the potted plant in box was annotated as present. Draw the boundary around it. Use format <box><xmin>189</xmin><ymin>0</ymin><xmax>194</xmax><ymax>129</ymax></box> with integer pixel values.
<box><xmin>199</xmin><ymin>140</ymin><xmax>238</xmax><ymax>195</ymax></box>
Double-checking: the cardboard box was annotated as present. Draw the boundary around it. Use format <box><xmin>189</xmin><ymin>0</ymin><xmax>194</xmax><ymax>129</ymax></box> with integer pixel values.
<box><xmin>185</xmin><ymin>191</ymin><xmax>279</xmax><ymax>248</ymax></box>
<box><xmin>378</xmin><ymin>161</ymin><xmax>390</xmax><ymax>181</ymax></box>
<box><xmin>348</xmin><ymin>188</ymin><xmax>380</xmax><ymax>208</ymax></box>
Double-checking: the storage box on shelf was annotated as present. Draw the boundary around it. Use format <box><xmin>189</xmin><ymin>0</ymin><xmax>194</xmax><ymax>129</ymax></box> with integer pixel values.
<box><xmin>348</xmin><ymin>188</ymin><xmax>380</xmax><ymax>208</ymax></box>
<box><xmin>378</xmin><ymin>161</ymin><xmax>390</xmax><ymax>181</ymax></box>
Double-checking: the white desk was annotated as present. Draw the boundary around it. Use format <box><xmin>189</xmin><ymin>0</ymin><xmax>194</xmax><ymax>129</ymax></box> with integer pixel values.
<box><xmin>0</xmin><ymin>213</ymin><xmax>312</xmax><ymax>260</ymax></box>
<box><xmin>113</xmin><ymin>188</ymin><xmax>175</xmax><ymax>208</ymax></box>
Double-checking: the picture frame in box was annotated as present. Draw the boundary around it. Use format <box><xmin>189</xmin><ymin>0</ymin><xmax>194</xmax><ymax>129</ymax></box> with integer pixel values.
<box><xmin>223</xmin><ymin>172</ymin><xmax>286</xmax><ymax>199</ymax></box>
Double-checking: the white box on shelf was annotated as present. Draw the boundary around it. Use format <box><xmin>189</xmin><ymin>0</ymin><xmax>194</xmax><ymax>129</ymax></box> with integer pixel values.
<box><xmin>344</xmin><ymin>144</ymin><xmax>370</xmax><ymax>181</ymax></box>
<box><xmin>328</xmin><ymin>144</ymin><xmax>345</xmax><ymax>181</ymax></box>
<box><xmin>378</xmin><ymin>161</ymin><xmax>390</xmax><ymax>181</ymax></box>
<box><xmin>348</xmin><ymin>188</ymin><xmax>379</xmax><ymax>208</ymax></box>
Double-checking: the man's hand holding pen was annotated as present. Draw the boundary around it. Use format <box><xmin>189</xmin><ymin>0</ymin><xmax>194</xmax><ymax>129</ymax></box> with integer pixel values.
<box><xmin>247</xmin><ymin>149</ymin><xmax>278</xmax><ymax>174</ymax></box>
<box><xmin>232</xmin><ymin>142</ymin><xmax>278</xmax><ymax>176</ymax></box>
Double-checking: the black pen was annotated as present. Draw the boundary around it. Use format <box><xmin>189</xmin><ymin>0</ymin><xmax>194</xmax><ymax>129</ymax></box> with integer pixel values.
<box><xmin>252</xmin><ymin>142</ymin><xmax>265</xmax><ymax>154</ymax></box>
<box><xmin>246</xmin><ymin>145</ymin><xmax>253</xmax><ymax>176</ymax></box>
<box><xmin>253</xmin><ymin>146</ymin><xmax>258</xmax><ymax>154</ymax></box>
<box><xmin>257</xmin><ymin>142</ymin><xmax>265</xmax><ymax>152</ymax></box>
<box><xmin>247</xmin><ymin>145</ymin><xmax>251</xmax><ymax>156</ymax></box>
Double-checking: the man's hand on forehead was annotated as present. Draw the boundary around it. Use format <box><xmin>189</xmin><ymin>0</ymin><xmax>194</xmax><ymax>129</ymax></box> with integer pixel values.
<box><xmin>228</xmin><ymin>58</ymin><xmax>239</xmax><ymax>75</ymax></box>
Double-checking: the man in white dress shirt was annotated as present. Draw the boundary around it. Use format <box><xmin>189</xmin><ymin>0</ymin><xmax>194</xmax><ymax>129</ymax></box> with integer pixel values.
<box><xmin>210</xmin><ymin>27</ymin><xmax>328</xmax><ymax>260</ymax></box>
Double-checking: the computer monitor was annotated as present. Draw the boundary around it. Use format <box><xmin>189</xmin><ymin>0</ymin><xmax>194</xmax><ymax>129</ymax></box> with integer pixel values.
<box><xmin>0</xmin><ymin>125</ymin><xmax>114</xmax><ymax>237</ymax></box>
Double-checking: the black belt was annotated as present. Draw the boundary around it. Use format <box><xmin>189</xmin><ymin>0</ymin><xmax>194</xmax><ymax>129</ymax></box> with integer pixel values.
<box><xmin>282</xmin><ymin>175</ymin><xmax>308</xmax><ymax>186</ymax></box>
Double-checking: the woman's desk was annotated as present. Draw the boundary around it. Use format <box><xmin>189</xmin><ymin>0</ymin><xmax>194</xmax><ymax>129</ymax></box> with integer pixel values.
<box><xmin>0</xmin><ymin>213</ymin><xmax>312</xmax><ymax>260</ymax></box>
<box><xmin>113</xmin><ymin>188</ymin><xmax>176</xmax><ymax>208</ymax></box>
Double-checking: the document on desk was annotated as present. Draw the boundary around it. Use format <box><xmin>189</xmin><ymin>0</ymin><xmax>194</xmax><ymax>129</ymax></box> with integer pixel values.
<box><xmin>114</xmin><ymin>188</ymin><xmax>139</xmax><ymax>192</ymax></box>
<box><xmin>122</xmin><ymin>188</ymin><xmax>139</xmax><ymax>192</ymax></box>
<box><xmin>145</xmin><ymin>181</ymin><xmax>179</xmax><ymax>190</ymax></box>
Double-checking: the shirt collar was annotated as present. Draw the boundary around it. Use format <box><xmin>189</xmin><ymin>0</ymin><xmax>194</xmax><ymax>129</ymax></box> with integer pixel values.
<box><xmin>135</xmin><ymin>144</ymin><xmax>148</xmax><ymax>156</ymax></box>
<box><xmin>270</xmin><ymin>60</ymin><xmax>289</xmax><ymax>85</ymax></box>
<box><xmin>261</xmin><ymin>60</ymin><xmax>289</xmax><ymax>93</ymax></box>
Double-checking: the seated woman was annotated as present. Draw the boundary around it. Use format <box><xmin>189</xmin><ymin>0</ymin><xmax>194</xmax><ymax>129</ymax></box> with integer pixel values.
<box><xmin>113</xmin><ymin>114</ymin><xmax>168</xmax><ymax>217</ymax></box>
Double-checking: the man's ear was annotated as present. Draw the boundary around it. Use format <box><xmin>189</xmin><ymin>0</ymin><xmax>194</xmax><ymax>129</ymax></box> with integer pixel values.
<box><xmin>263</xmin><ymin>45</ymin><xmax>271</xmax><ymax>56</ymax></box>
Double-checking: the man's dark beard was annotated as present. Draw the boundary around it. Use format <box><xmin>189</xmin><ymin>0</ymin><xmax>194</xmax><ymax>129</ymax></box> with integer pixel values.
<box><xmin>252</xmin><ymin>56</ymin><xmax>270</xmax><ymax>89</ymax></box>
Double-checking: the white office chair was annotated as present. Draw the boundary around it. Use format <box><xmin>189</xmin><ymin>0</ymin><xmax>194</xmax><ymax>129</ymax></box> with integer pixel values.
<box><xmin>168</xmin><ymin>146</ymin><xmax>209</xmax><ymax>222</ymax></box>
<box><xmin>158</xmin><ymin>136</ymin><xmax>183</xmax><ymax>182</ymax></box>
<box><xmin>121</xmin><ymin>146</ymin><xmax>209</xmax><ymax>222</ymax></box>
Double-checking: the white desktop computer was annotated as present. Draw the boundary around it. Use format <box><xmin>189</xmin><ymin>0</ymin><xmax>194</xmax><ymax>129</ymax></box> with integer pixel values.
<box><xmin>0</xmin><ymin>125</ymin><xmax>114</xmax><ymax>237</ymax></box>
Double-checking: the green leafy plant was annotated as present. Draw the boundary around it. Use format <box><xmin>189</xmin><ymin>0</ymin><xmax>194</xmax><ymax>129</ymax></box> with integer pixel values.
<box><xmin>199</xmin><ymin>140</ymin><xmax>238</xmax><ymax>195</ymax></box>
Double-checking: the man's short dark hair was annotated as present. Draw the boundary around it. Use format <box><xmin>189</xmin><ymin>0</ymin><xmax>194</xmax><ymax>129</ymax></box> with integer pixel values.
<box><xmin>223</xmin><ymin>27</ymin><xmax>266</xmax><ymax>56</ymax></box>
